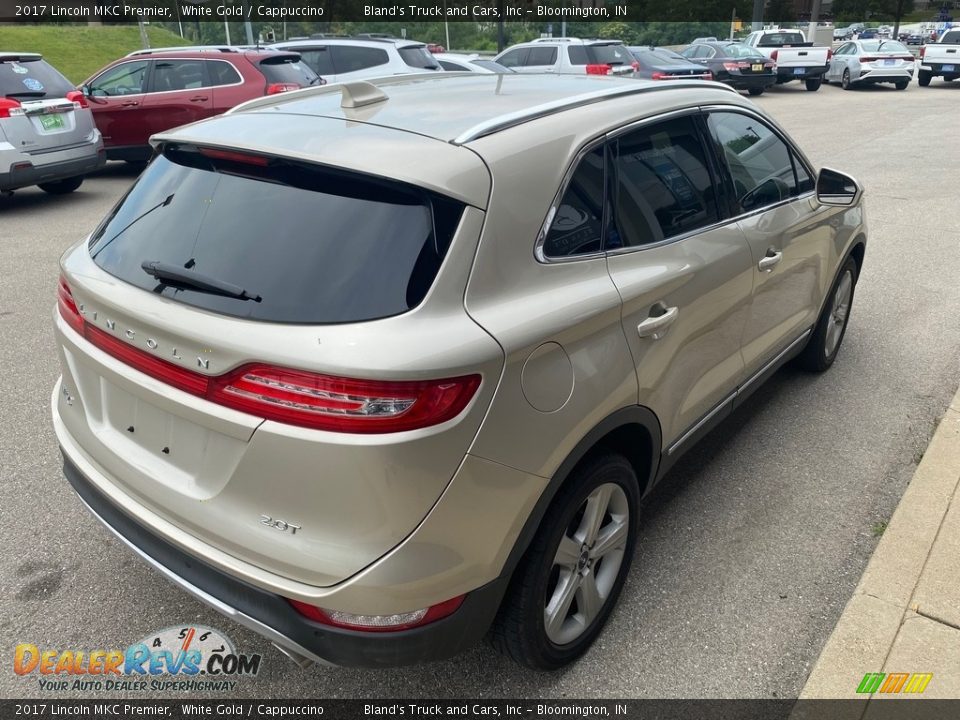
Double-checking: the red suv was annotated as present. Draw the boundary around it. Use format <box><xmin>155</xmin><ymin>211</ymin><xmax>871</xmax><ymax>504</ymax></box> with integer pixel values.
<box><xmin>81</xmin><ymin>48</ymin><xmax>321</xmax><ymax>162</ymax></box>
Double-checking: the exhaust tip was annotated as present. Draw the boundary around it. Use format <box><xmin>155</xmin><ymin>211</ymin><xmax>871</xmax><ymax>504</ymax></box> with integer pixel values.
<box><xmin>272</xmin><ymin>642</ymin><xmax>315</xmax><ymax>669</ymax></box>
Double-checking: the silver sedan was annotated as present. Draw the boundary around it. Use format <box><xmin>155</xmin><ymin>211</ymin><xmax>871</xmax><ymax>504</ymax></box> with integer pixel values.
<box><xmin>826</xmin><ymin>39</ymin><xmax>917</xmax><ymax>89</ymax></box>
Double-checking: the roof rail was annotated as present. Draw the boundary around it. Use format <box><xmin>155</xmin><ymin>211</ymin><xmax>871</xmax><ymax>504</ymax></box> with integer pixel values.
<box><xmin>452</xmin><ymin>80</ymin><xmax>737</xmax><ymax>145</ymax></box>
<box><xmin>126</xmin><ymin>45</ymin><xmax>243</xmax><ymax>57</ymax></box>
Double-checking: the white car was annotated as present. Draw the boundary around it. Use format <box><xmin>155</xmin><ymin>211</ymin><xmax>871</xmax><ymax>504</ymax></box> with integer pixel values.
<box><xmin>268</xmin><ymin>37</ymin><xmax>440</xmax><ymax>83</ymax></box>
<box><xmin>494</xmin><ymin>38</ymin><xmax>637</xmax><ymax>76</ymax></box>
<box><xmin>432</xmin><ymin>53</ymin><xmax>514</xmax><ymax>73</ymax></box>
<box><xmin>826</xmin><ymin>39</ymin><xmax>916</xmax><ymax>90</ymax></box>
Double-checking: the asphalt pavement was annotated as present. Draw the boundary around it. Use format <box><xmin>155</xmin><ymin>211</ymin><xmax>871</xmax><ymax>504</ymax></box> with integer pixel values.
<box><xmin>2</xmin><ymin>78</ymin><xmax>960</xmax><ymax>700</ymax></box>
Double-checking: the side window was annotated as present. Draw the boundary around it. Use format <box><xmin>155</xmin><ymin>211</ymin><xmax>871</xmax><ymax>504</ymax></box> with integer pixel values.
<box><xmin>151</xmin><ymin>60</ymin><xmax>206</xmax><ymax>92</ymax></box>
<box><xmin>497</xmin><ymin>48</ymin><xmax>529</xmax><ymax>68</ymax></box>
<box><xmin>89</xmin><ymin>60</ymin><xmax>149</xmax><ymax>96</ymax></box>
<box><xmin>610</xmin><ymin>115</ymin><xmax>720</xmax><ymax>248</ymax></box>
<box><xmin>300</xmin><ymin>48</ymin><xmax>335</xmax><ymax>76</ymax></box>
<box><xmin>567</xmin><ymin>46</ymin><xmax>588</xmax><ymax>65</ymax></box>
<box><xmin>706</xmin><ymin>111</ymin><xmax>805</xmax><ymax>212</ymax></box>
<box><xmin>527</xmin><ymin>46</ymin><xmax>558</xmax><ymax>66</ymax></box>
<box><xmin>206</xmin><ymin>61</ymin><xmax>241</xmax><ymax>87</ymax></box>
<box><xmin>331</xmin><ymin>46</ymin><xmax>389</xmax><ymax>74</ymax></box>
<box><xmin>542</xmin><ymin>146</ymin><xmax>606</xmax><ymax>258</ymax></box>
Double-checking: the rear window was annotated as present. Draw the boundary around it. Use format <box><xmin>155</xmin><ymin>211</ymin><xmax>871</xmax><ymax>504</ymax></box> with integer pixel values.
<box><xmin>0</xmin><ymin>57</ymin><xmax>74</xmax><ymax>99</ymax></box>
<box><xmin>398</xmin><ymin>46</ymin><xmax>440</xmax><ymax>69</ymax></box>
<box><xmin>88</xmin><ymin>152</ymin><xmax>463</xmax><ymax>324</ymax></box>
<box><xmin>585</xmin><ymin>44</ymin><xmax>632</xmax><ymax>66</ymax></box>
<box><xmin>332</xmin><ymin>45</ymin><xmax>389</xmax><ymax>73</ymax></box>
<box><xmin>757</xmin><ymin>32</ymin><xmax>806</xmax><ymax>47</ymax></box>
<box><xmin>940</xmin><ymin>29</ymin><xmax>960</xmax><ymax>44</ymax></box>
<box><xmin>258</xmin><ymin>56</ymin><xmax>319</xmax><ymax>86</ymax></box>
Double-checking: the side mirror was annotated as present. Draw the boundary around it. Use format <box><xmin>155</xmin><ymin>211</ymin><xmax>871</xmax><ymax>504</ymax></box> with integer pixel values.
<box><xmin>80</xmin><ymin>84</ymin><xmax>91</xmax><ymax>97</ymax></box>
<box><xmin>816</xmin><ymin>167</ymin><xmax>861</xmax><ymax>206</ymax></box>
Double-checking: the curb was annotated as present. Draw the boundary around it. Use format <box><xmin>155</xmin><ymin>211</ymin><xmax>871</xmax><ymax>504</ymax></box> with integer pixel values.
<box><xmin>798</xmin><ymin>383</ymin><xmax>960</xmax><ymax>702</ymax></box>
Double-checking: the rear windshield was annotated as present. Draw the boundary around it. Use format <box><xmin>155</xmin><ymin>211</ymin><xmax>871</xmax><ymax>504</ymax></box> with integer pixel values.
<box><xmin>585</xmin><ymin>44</ymin><xmax>632</xmax><ymax>66</ymax></box>
<box><xmin>399</xmin><ymin>46</ymin><xmax>440</xmax><ymax>70</ymax></box>
<box><xmin>258</xmin><ymin>55</ymin><xmax>320</xmax><ymax>86</ymax></box>
<box><xmin>0</xmin><ymin>57</ymin><xmax>75</xmax><ymax>99</ymax></box>
<box><xmin>88</xmin><ymin>151</ymin><xmax>463</xmax><ymax>324</ymax></box>
<box><xmin>724</xmin><ymin>44</ymin><xmax>765</xmax><ymax>59</ymax></box>
<box><xmin>861</xmin><ymin>40</ymin><xmax>908</xmax><ymax>52</ymax></box>
<box><xmin>757</xmin><ymin>32</ymin><xmax>806</xmax><ymax>47</ymax></box>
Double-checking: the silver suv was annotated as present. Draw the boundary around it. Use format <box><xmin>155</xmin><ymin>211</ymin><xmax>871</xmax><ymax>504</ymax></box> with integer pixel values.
<box><xmin>268</xmin><ymin>37</ymin><xmax>440</xmax><ymax>82</ymax></box>
<box><xmin>495</xmin><ymin>38</ymin><xmax>637</xmax><ymax>76</ymax></box>
<box><xmin>53</xmin><ymin>74</ymin><xmax>866</xmax><ymax>670</ymax></box>
<box><xmin>1</xmin><ymin>52</ymin><xmax>104</xmax><ymax>194</ymax></box>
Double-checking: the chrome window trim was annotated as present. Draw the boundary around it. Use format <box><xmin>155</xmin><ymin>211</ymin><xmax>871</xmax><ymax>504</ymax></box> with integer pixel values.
<box><xmin>146</xmin><ymin>58</ymin><xmax>246</xmax><ymax>95</ymax></box>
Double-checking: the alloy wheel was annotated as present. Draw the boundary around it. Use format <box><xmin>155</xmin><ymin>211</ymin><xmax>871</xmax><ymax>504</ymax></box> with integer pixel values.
<box><xmin>825</xmin><ymin>270</ymin><xmax>853</xmax><ymax>358</ymax></box>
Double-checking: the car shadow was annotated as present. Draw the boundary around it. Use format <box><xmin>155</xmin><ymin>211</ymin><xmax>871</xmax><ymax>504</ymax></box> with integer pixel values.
<box><xmin>0</xmin><ymin>161</ymin><xmax>142</xmax><ymax>216</ymax></box>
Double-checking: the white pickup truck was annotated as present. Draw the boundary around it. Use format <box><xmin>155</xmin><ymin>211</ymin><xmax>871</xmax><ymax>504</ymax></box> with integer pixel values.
<box><xmin>918</xmin><ymin>27</ymin><xmax>960</xmax><ymax>86</ymax></box>
<box><xmin>743</xmin><ymin>28</ymin><xmax>832</xmax><ymax>90</ymax></box>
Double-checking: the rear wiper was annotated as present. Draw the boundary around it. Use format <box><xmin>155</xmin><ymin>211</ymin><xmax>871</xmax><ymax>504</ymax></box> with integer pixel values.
<box><xmin>5</xmin><ymin>91</ymin><xmax>45</xmax><ymax>98</ymax></box>
<box><xmin>141</xmin><ymin>261</ymin><xmax>262</xmax><ymax>302</ymax></box>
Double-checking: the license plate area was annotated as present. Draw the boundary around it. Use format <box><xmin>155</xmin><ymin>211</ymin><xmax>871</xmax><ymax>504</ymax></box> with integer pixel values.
<box><xmin>752</xmin><ymin>64</ymin><xmax>764</xmax><ymax>72</ymax></box>
<box><xmin>944</xmin><ymin>64</ymin><xmax>956</xmax><ymax>72</ymax></box>
<box><xmin>794</xmin><ymin>67</ymin><xmax>806</xmax><ymax>75</ymax></box>
<box><xmin>883</xmin><ymin>59</ymin><xmax>897</xmax><ymax>66</ymax></box>
<box><xmin>37</xmin><ymin>113</ymin><xmax>65</xmax><ymax>132</ymax></box>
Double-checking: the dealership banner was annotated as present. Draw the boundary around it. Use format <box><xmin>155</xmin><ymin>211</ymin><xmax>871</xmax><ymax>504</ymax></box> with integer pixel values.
<box><xmin>0</xmin><ymin>1</ymin><xmax>747</xmax><ymax>24</ymax></box>
<box><xmin>4</xmin><ymin>701</ymin><xmax>960</xmax><ymax>719</ymax></box>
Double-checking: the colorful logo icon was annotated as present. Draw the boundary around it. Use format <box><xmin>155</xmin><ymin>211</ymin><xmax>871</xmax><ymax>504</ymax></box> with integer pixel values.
<box><xmin>857</xmin><ymin>672</ymin><xmax>933</xmax><ymax>694</ymax></box>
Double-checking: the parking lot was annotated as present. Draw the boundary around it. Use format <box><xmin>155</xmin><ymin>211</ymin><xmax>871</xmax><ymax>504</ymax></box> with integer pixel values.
<box><xmin>2</xmin><ymin>78</ymin><xmax>960</xmax><ymax>699</ymax></box>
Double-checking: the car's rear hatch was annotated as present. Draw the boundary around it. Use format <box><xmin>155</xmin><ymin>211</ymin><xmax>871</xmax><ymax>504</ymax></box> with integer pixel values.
<box><xmin>0</xmin><ymin>54</ymin><xmax>95</xmax><ymax>153</ymax></box>
<box><xmin>585</xmin><ymin>42</ymin><xmax>636</xmax><ymax>76</ymax></box>
<box><xmin>54</xmin><ymin>117</ymin><xmax>502</xmax><ymax>591</ymax></box>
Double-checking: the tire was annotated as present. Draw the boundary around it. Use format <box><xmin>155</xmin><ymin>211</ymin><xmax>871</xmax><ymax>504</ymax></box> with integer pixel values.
<box><xmin>488</xmin><ymin>454</ymin><xmax>640</xmax><ymax>670</ymax></box>
<box><xmin>895</xmin><ymin>80</ymin><xmax>909</xmax><ymax>90</ymax></box>
<box><xmin>748</xmin><ymin>87</ymin><xmax>764</xmax><ymax>96</ymax></box>
<box><xmin>918</xmin><ymin>70</ymin><xmax>931</xmax><ymax>86</ymax></box>
<box><xmin>796</xmin><ymin>256</ymin><xmax>858</xmax><ymax>373</ymax></box>
<box><xmin>37</xmin><ymin>177</ymin><xmax>83</xmax><ymax>195</ymax></box>
<box><xmin>805</xmin><ymin>77</ymin><xmax>822</xmax><ymax>91</ymax></box>
<box><xmin>841</xmin><ymin>68</ymin><xmax>853</xmax><ymax>90</ymax></box>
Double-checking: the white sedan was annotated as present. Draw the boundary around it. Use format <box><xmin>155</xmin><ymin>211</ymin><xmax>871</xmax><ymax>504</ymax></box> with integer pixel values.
<box><xmin>431</xmin><ymin>53</ymin><xmax>515</xmax><ymax>73</ymax></box>
<box><xmin>826</xmin><ymin>39</ymin><xmax>917</xmax><ymax>90</ymax></box>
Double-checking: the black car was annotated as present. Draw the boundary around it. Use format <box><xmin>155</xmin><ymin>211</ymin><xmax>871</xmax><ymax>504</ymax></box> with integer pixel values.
<box><xmin>680</xmin><ymin>41</ymin><xmax>777</xmax><ymax>95</ymax></box>
<box><xmin>628</xmin><ymin>46</ymin><xmax>714</xmax><ymax>81</ymax></box>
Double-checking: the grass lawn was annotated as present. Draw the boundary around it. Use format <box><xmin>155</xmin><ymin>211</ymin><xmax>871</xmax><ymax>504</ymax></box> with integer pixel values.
<box><xmin>0</xmin><ymin>25</ymin><xmax>185</xmax><ymax>84</ymax></box>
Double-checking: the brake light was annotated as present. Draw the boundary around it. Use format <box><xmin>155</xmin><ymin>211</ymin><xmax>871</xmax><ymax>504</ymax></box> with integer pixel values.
<box><xmin>198</xmin><ymin>147</ymin><xmax>270</xmax><ymax>166</ymax></box>
<box><xmin>288</xmin><ymin>595</ymin><xmax>465</xmax><ymax>632</ymax></box>
<box><xmin>57</xmin><ymin>275</ymin><xmax>84</xmax><ymax>335</ymax></box>
<box><xmin>651</xmin><ymin>71</ymin><xmax>668</xmax><ymax>80</ymax></box>
<box><xmin>770</xmin><ymin>50</ymin><xmax>779</xmax><ymax>61</ymax></box>
<box><xmin>631</xmin><ymin>60</ymin><xmax>640</xmax><ymax>72</ymax></box>
<box><xmin>210</xmin><ymin>366</ymin><xmax>481</xmax><ymax>433</ymax></box>
<box><xmin>66</xmin><ymin>90</ymin><xmax>88</xmax><ymax>109</ymax></box>
<box><xmin>0</xmin><ymin>97</ymin><xmax>23</xmax><ymax>118</ymax></box>
<box><xmin>585</xmin><ymin>63</ymin><xmax>611</xmax><ymax>75</ymax></box>
<box><xmin>56</xmin><ymin>281</ymin><xmax>481</xmax><ymax>432</ymax></box>
<box><xmin>723</xmin><ymin>62</ymin><xmax>741</xmax><ymax>71</ymax></box>
<box><xmin>827</xmin><ymin>49</ymin><xmax>833</xmax><ymax>60</ymax></box>
<box><xmin>266</xmin><ymin>82</ymin><xmax>299</xmax><ymax>95</ymax></box>
<box><xmin>919</xmin><ymin>46</ymin><xmax>926</xmax><ymax>59</ymax></box>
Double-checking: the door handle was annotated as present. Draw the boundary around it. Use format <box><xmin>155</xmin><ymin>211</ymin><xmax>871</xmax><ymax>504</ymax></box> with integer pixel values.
<box><xmin>758</xmin><ymin>249</ymin><xmax>783</xmax><ymax>272</ymax></box>
<box><xmin>120</xmin><ymin>100</ymin><xmax>139</xmax><ymax>107</ymax></box>
<box><xmin>189</xmin><ymin>96</ymin><xmax>208</xmax><ymax>102</ymax></box>
<box><xmin>637</xmin><ymin>304</ymin><xmax>678</xmax><ymax>340</ymax></box>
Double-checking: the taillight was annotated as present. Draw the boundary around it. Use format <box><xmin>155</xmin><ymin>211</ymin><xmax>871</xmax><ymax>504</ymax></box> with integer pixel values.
<box><xmin>630</xmin><ymin>60</ymin><xmax>640</xmax><ymax>72</ymax></box>
<box><xmin>770</xmin><ymin>50</ymin><xmax>779</xmax><ymax>61</ymax></box>
<box><xmin>859</xmin><ymin>56</ymin><xmax>878</xmax><ymax>63</ymax></box>
<box><xmin>723</xmin><ymin>62</ymin><xmax>740</xmax><ymax>71</ymax></box>
<box><xmin>209</xmin><ymin>365</ymin><xmax>481</xmax><ymax>433</ymax></box>
<box><xmin>585</xmin><ymin>63</ymin><xmax>611</xmax><ymax>75</ymax></box>
<box><xmin>56</xmin><ymin>281</ymin><xmax>481</xmax><ymax>433</ymax></box>
<box><xmin>288</xmin><ymin>595</ymin><xmax>465</xmax><ymax>632</ymax></box>
<box><xmin>651</xmin><ymin>71</ymin><xmax>667</xmax><ymax>80</ymax></box>
<box><xmin>704</xmin><ymin>71</ymin><xmax>713</xmax><ymax>80</ymax></box>
<box><xmin>827</xmin><ymin>49</ymin><xmax>833</xmax><ymax>60</ymax></box>
<box><xmin>919</xmin><ymin>46</ymin><xmax>926</xmax><ymax>59</ymax></box>
<box><xmin>56</xmin><ymin>275</ymin><xmax>84</xmax><ymax>335</ymax></box>
<box><xmin>66</xmin><ymin>90</ymin><xmax>88</xmax><ymax>109</ymax></box>
<box><xmin>266</xmin><ymin>82</ymin><xmax>299</xmax><ymax>95</ymax></box>
<box><xmin>0</xmin><ymin>97</ymin><xmax>23</xmax><ymax>118</ymax></box>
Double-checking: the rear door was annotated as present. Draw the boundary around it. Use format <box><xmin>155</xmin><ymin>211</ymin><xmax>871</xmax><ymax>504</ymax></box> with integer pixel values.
<box><xmin>602</xmin><ymin>112</ymin><xmax>754</xmax><ymax>452</ymax></box>
<box><xmin>205</xmin><ymin>58</ymin><xmax>247</xmax><ymax>113</ymax></box>
<box><xmin>141</xmin><ymin>58</ymin><xmax>214</xmax><ymax>135</ymax></box>
<box><xmin>86</xmin><ymin>59</ymin><xmax>152</xmax><ymax>149</ymax></box>
<box><xmin>703</xmin><ymin>108</ymin><xmax>829</xmax><ymax>380</ymax></box>
<box><xmin>0</xmin><ymin>56</ymin><xmax>93</xmax><ymax>153</ymax></box>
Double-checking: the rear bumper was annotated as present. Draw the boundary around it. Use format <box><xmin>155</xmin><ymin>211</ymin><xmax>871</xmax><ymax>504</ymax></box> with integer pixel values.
<box><xmin>856</xmin><ymin>67</ymin><xmax>915</xmax><ymax>82</ymax></box>
<box><xmin>726</xmin><ymin>75</ymin><xmax>777</xmax><ymax>90</ymax></box>
<box><xmin>62</xmin><ymin>451</ymin><xmax>507</xmax><ymax>668</ymax></box>
<box><xmin>919</xmin><ymin>63</ymin><xmax>960</xmax><ymax>77</ymax></box>
<box><xmin>776</xmin><ymin>66</ymin><xmax>828</xmax><ymax>80</ymax></box>
<box><xmin>0</xmin><ymin>140</ymin><xmax>105</xmax><ymax>191</ymax></box>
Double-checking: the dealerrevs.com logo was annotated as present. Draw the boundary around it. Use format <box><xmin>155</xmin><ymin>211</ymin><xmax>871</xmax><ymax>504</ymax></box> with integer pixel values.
<box><xmin>14</xmin><ymin>625</ymin><xmax>262</xmax><ymax>692</ymax></box>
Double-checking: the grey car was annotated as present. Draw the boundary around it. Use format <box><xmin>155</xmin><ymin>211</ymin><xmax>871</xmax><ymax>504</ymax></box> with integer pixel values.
<box><xmin>53</xmin><ymin>74</ymin><xmax>865</xmax><ymax>670</ymax></box>
<box><xmin>1</xmin><ymin>52</ymin><xmax>104</xmax><ymax>194</ymax></box>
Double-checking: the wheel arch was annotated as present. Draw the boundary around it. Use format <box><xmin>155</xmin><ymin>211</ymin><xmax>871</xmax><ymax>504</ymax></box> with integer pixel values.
<box><xmin>498</xmin><ymin>406</ymin><xmax>662</xmax><ymax>582</ymax></box>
